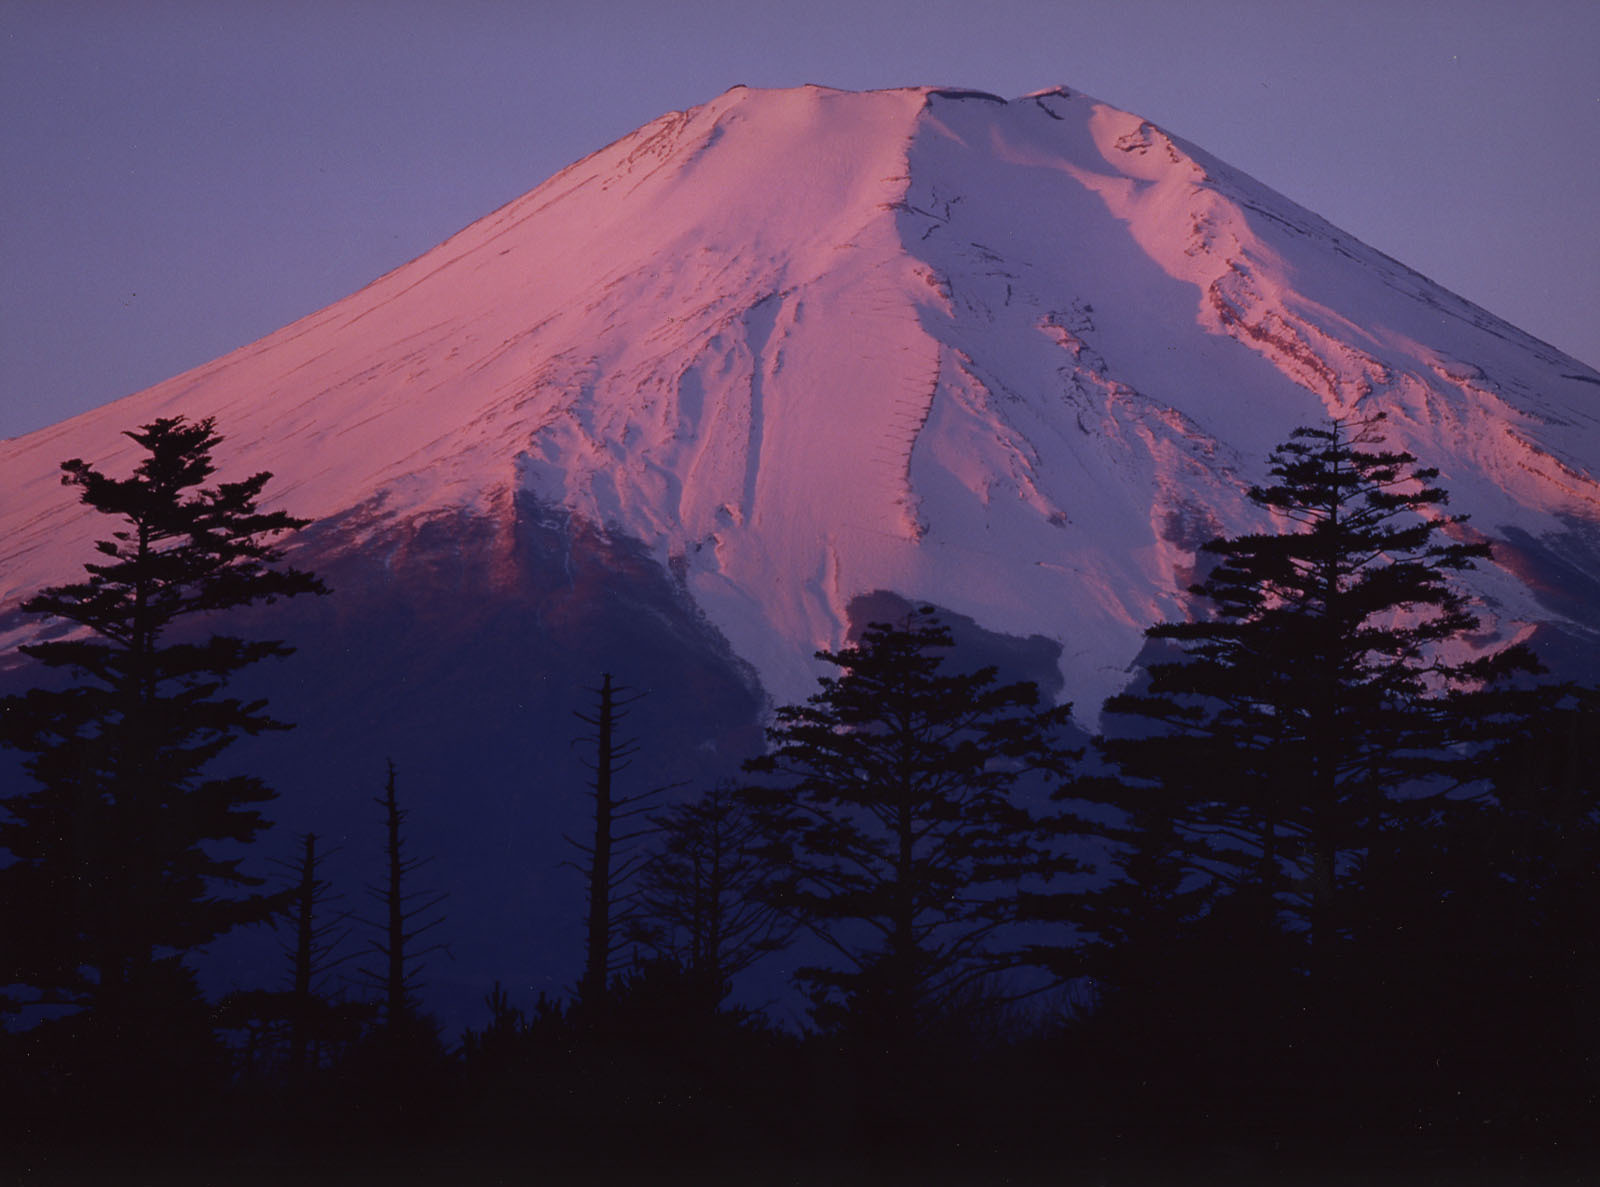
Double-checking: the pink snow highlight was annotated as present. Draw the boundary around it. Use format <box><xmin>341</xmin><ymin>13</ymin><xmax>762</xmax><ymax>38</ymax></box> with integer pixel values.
<box><xmin>3</xmin><ymin>85</ymin><xmax>1598</xmax><ymax>716</ymax></box>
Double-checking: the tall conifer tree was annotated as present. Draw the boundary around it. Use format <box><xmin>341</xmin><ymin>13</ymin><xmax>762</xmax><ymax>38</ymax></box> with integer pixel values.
<box><xmin>1099</xmin><ymin>415</ymin><xmax>1537</xmax><ymax>973</ymax></box>
<box><xmin>745</xmin><ymin>609</ymin><xmax>1078</xmax><ymax>1044</ymax></box>
<box><xmin>0</xmin><ymin>416</ymin><xmax>327</xmax><ymax>1039</ymax></box>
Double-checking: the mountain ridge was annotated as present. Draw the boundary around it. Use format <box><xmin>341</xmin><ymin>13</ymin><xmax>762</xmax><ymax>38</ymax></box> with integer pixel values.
<box><xmin>5</xmin><ymin>82</ymin><xmax>1600</xmax><ymax>1026</ymax></box>
<box><xmin>4</xmin><ymin>83</ymin><xmax>1599</xmax><ymax>714</ymax></box>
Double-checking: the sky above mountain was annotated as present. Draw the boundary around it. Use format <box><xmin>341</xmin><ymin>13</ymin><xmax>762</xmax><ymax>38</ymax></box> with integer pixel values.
<box><xmin>2</xmin><ymin>0</ymin><xmax>1596</xmax><ymax>442</ymax></box>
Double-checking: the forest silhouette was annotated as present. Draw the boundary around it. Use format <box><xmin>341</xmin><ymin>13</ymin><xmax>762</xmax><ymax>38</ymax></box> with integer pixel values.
<box><xmin>0</xmin><ymin>414</ymin><xmax>1595</xmax><ymax>1184</ymax></box>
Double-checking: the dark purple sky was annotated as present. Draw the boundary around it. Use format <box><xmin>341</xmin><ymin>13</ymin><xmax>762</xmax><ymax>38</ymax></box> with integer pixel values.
<box><xmin>3</xmin><ymin>0</ymin><xmax>1596</xmax><ymax>440</ymax></box>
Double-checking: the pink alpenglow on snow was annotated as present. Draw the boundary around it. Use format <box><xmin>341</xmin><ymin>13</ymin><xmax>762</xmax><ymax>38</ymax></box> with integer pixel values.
<box><xmin>2</xmin><ymin>85</ymin><xmax>1598</xmax><ymax>720</ymax></box>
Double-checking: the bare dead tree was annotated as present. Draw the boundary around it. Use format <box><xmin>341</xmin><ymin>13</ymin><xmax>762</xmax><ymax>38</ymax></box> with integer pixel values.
<box><xmin>359</xmin><ymin>760</ymin><xmax>447</xmax><ymax>1030</ymax></box>
<box><xmin>272</xmin><ymin>831</ymin><xmax>354</xmax><ymax>1078</ymax></box>
<box><xmin>567</xmin><ymin>674</ymin><xmax>674</xmax><ymax>1006</ymax></box>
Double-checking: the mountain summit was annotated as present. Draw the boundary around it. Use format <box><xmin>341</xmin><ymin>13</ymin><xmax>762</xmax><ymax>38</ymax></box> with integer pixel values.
<box><xmin>6</xmin><ymin>85</ymin><xmax>1598</xmax><ymax>712</ymax></box>
<box><xmin>4</xmin><ymin>85</ymin><xmax>1598</xmax><ymax>1012</ymax></box>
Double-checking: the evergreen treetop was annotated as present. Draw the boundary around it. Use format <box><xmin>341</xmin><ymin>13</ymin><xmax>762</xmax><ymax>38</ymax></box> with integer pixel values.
<box><xmin>0</xmin><ymin>415</ymin><xmax>327</xmax><ymax>1036</ymax></box>
<box><xmin>1100</xmin><ymin>414</ymin><xmax>1538</xmax><ymax>955</ymax></box>
<box><xmin>745</xmin><ymin>608</ymin><xmax>1079</xmax><ymax>1039</ymax></box>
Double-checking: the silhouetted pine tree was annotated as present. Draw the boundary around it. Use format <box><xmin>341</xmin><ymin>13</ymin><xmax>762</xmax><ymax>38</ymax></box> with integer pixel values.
<box><xmin>1074</xmin><ymin>793</ymin><xmax>1213</xmax><ymax>1011</ymax></box>
<box><xmin>358</xmin><ymin>760</ymin><xmax>447</xmax><ymax>1034</ymax></box>
<box><xmin>0</xmin><ymin>416</ymin><xmax>326</xmax><ymax>1076</ymax></box>
<box><xmin>744</xmin><ymin>609</ymin><xmax>1079</xmax><ymax>1049</ymax></box>
<box><xmin>1100</xmin><ymin>416</ymin><xmax>1537</xmax><ymax>978</ymax></box>
<box><xmin>214</xmin><ymin>831</ymin><xmax>364</xmax><ymax>1084</ymax></box>
<box><xmin>335</xmin><ymin>760</ymin><xmax>454</xmax><ymax>1137</ymax></box>
<box><xmin>567</xmin><ymin>673</ymin><xmax>671</xmax><ymax>1007</ymax></box>
<box><xmin>279</xmin><ymin>832</ymin><xmax>357</xmax><ymax>1077</ymax></box>
<box><xmin>1425</xmin><ymin>680</ymin><xmax>1600</xmax><ymax>1119</ymax></box>
<box><xmin>1066</xmin><ymin>776</ymin><xmax>1299</xmax><ymax>1114</ymax></box>
<box><xmin>1089</xmin><ymin>416</ymin><xmax>1549</xmax><ymax>1132</ymax></box>
<box><xmin>631</xmin><ymin>783</ymin><xmax>795</xmax><ymax>1003</ymax></box>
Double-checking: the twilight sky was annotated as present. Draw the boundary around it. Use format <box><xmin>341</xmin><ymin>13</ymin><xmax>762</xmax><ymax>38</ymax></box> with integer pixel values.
<box><xmin>2</xmin><ymin>0</ymin><xmax>1596</xmax><ymax>441</ymax></box>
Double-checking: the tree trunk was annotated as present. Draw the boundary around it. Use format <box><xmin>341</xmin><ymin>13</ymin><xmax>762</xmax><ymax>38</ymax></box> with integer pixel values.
<box><xmin>382</xmin><ymin>764</ymin><xmax>407</xmax><ymax>1027</ymax></box>
<box><xmin>581</xmin><ymin>673</ymin><xmax>616</xmax><ymax>1005</ymax></box>
<box><xmin>290</xmin><ymin>832</ymin><xmax>316</xmax><ymax>1079</ymax></box>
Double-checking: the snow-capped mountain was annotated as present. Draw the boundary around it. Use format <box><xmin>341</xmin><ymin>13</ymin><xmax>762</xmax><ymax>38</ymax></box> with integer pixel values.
<box><xmin>4</xmin><ymin>84</ymin><xmax>1598</xmax><ymax>1013</ymax></box>
<box><xmin>6</xmin><ymin>85</ymin><xmax>1598</xmax><ymax>712</ymax></box>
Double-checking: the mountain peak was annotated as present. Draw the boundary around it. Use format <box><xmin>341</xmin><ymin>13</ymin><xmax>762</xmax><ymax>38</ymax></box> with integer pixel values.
<box><xmin>3</xmin><ymin>84</ymin><xmax>1598</xmax><ymax>716</ymax></box>
<box><xmin>6</xmin><ymin>83</ymin><xmax>1600</xmax><ymax>1030</ymax></box>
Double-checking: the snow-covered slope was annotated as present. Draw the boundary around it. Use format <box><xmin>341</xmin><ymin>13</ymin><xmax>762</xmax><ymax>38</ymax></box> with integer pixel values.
<box><xmin>7</xmin><ymin>82</ymin><xmax>1600</xmax><ymax>1023</ymax></box>
<box><xmin>5</xmin><ymin>83</ymin><xmax>1599</xmax><ymax>719</ymax></box>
